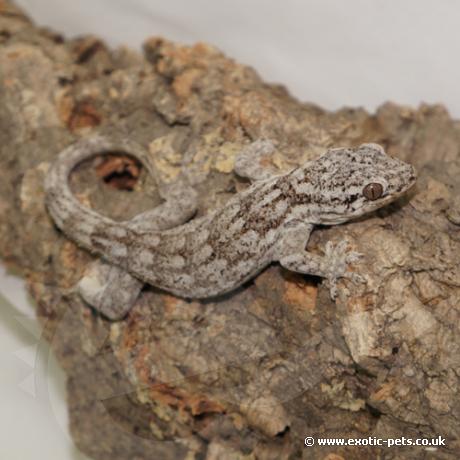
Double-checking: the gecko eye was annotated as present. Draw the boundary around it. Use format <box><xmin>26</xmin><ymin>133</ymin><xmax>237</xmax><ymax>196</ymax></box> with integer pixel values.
<box><xmin>362</xmin><ymin>182</ymin><xmax>384</xmax><ymax>200</ymax></box>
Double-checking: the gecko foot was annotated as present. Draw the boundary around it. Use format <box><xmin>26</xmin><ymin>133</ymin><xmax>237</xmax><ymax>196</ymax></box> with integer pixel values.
<box><xmin>323</xmin><ymin>240</ymin><xmax>365</xmax><ymax>299</ymax></box>
<box><xmin>78</xmin><ymin>260</ymin><xmax>144</xmax><ymax>320</ymax></box>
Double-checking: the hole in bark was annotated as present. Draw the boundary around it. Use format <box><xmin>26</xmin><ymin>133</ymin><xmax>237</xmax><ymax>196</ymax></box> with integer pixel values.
<box><xmin>95</xmin><ymin>154</ymin><xmax>142</xmax><ymax>191</ymax></box>
<box><xmin>391</xmin><ymin>346</ymin><xmax>399</xmax><ymax>355</ymax></box>
<box><xmin>57</xmin><ymin>76</ymin><xmax>73</xmax><ymax>86</ymax></box>
<box><xmin>193</xmin><ymin>412</ymin><xmax>209</xmax><ymax>422</ymax></box>
<box><xmin>365</xmin><ymin>403</ymin><xmax>382</xmax><ymax>419</ymax></box>
<box><xmin>275</xmin><ymin>425</ymin><xmax>290</xmax><ymax>437</ymax></box>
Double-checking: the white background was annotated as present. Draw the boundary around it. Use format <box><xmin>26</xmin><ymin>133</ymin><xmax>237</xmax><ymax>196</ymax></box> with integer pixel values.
<box><xmin>1</xmin><ymin>1</ymin><xmax>459</xmax><ymax>459</ymax></box>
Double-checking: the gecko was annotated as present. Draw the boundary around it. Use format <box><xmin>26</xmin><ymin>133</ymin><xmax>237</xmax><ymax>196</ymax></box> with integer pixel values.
<box><xmin>44</xmin><ymin>136</ymin><xmax>416</xmax><ymax>320</ymax></box>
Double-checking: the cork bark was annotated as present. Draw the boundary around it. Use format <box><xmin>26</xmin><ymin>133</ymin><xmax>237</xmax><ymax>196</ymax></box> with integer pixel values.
<box><xmin>1</xmin><ymin>2</ymin><xmax>459</xmax><ymax>459</ymax></box>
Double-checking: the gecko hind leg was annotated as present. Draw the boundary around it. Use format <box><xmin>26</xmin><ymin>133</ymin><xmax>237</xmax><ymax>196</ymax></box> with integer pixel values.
<box><xmin>78</xmin><ymin>260</ymin><xmax>144</xmax><ymax>320</ymax></box>
<box><xmin>78</xmin><ymin>176</ymin><xmax>199</xmax><ymax>320</ymax></box>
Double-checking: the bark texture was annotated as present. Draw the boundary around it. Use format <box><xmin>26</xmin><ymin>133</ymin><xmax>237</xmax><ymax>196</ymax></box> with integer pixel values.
<box><xmin>1</xmin><ymin>2</ymin><xmax>459</xmax><ymax>459</ymax></box>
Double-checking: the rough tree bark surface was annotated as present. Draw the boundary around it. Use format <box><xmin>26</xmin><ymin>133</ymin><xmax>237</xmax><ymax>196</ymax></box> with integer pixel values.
<box><xmin>1</xmin><ymin>2</ymin><xmax>459</xmax><ymax>459</ymax></box>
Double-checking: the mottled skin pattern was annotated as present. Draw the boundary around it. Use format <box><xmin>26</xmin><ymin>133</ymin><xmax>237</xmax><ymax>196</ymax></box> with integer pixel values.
<box><xmin>45</xmin><ymin>136</ymin><xmax>416</xmax><ymax>319</ymax></box>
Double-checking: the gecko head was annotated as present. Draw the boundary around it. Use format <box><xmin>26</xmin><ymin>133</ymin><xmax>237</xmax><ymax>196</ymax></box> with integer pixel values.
<box><xmin>307</xmin><ymin>143</ymin><xmax>417</xmax><ymax>225</ymax></box>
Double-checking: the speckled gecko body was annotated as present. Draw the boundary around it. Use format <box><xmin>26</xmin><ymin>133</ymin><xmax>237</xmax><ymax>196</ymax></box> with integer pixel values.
<box><xmin>45</xmin><ymin>136</ymin><xmax>416</xmax><ymax>319</ymax></box>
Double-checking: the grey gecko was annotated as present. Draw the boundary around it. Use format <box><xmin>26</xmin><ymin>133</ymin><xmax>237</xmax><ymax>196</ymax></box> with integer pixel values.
<box><xmin>45</xmin><ymin>136</ymin><xmax>416</xmax><ymax>319</ymax></box>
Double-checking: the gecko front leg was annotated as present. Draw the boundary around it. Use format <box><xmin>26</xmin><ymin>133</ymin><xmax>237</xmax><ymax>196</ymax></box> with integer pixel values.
<box><xmin>275</xmin><ymin>222</ymin><xmax>364</xmax><ymax>299</ymax></box>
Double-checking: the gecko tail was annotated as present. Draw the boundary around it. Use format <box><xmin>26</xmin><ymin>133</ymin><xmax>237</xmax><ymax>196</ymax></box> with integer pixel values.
<box><xmin>44</xmin><ymin>135</ymin><xmax>156</xmax><ymax>253</ymax></box>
